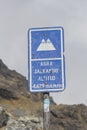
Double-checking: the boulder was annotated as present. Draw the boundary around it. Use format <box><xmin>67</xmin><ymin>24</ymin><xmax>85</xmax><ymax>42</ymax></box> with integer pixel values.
<box><xmin>5</xmin><ymin>116</ymin><xmax>43</xmax><ymax>130</ymax></box>
<box><xmin>0</xmin><ymin>106</ymin><xmax>9</xmax><ymax>127</ymax></box>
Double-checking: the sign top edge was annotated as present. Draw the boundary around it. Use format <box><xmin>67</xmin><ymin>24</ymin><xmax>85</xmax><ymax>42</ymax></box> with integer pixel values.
<box><xmin>28</xmin><ymin>26</ymin><xmax>64</xmax><ymax>32</ymax></box>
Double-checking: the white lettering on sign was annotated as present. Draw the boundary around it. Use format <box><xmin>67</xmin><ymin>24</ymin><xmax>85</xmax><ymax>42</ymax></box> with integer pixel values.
<box><xmin>32</xmin><ymin>84</ymin><xmax>62</xmax><ymax>89</ymax></box>
<box><xmin>41</xmin><ymin>61</ymin><xmax>53</xmax><ymax>66</ymax></box>
<box><xmin>34</xmin><ymin>68</ymin><xmax>58</xmax><ymax>74</ymax></box>
<box><xmin>38</xmin><ymin>76</ymin><xmax>56</xmax><ymax>81</ymax></box>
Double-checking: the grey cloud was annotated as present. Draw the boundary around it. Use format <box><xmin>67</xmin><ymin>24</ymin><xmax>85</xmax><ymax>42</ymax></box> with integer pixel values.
<box><xmin>0</xmin><ymin>0</ymin><xmax>87</xmax><ymax>104</ymax></box>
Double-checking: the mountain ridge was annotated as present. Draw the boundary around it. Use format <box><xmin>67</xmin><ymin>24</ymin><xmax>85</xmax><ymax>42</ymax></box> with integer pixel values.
<box><xmin>0</xmin><ymin>59</ymin><xmax>87</xmax><ymax>130</ymax></box>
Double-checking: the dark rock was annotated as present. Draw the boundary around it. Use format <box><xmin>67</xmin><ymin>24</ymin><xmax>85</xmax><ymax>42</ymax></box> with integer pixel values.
<box><xmin>0</xmin><ymin>88</ymin><xmax>18</xmax><ymax>100</ymax></box>
<box><xmin>0</xmin><ymin>59</ymin><xmax>8</xmax><ymax>73</ymax></box>
<box><xmin>0</xmin><ymin>59</ymin><xmax>28</xmax><ymax>99</ymax></box>
<box><xmin>80</xmin><ymin>104</ymin><xmax>87</xmax><ymax>123</ymax></box>
<box><xmin>50</xmin><ymin>104</ymin><xmax>87</xmax><ymax>130</ymax></box>
<box><xmin>0</xmin><ymin>106</ymin><xmax>9</xmax><ymax>127</ymax></box>
<box><xmin>51</xmin><ymin>109</ymin><xmax>64</xmax><ymax>118</ymax></box>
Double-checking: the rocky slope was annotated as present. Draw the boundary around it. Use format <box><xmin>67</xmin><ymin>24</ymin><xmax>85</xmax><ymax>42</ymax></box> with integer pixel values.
<box><xmin>0</xmin><ymin>59</ymin><xmax>87</xmax><ymax>130</ymax></box>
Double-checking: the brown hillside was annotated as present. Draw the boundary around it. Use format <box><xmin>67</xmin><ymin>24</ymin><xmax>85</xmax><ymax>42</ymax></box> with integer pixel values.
<box><xmin>0</xmin><ymin>59</ymin><xmax>87</xmax><ymax>130</ymax></box>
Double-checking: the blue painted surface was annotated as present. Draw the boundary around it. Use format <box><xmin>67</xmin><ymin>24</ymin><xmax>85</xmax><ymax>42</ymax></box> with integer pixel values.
<box><xmin>28</xmin><ymin>27</ymin><xmax>65</xmax><ymax>92</ymax></box>
<box><xmin>31</xmin><ymin>29</ymin><xmax>61</xmax><ymax>59</ymax></box>
<box><xmin>32</xmin><ymin>60</ymin><xmax>62</xmax><ymax>89</ymax></box>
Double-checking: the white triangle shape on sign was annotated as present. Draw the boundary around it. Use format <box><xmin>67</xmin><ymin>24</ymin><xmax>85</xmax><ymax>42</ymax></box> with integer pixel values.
<box><xmin>37</xmin><ymin>38</ymin><xmax>56</xmax><ymax>51</ymax></box>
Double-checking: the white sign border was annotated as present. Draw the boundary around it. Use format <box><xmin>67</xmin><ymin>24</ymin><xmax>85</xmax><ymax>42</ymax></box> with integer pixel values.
<box><xmin>28</xmin><ymin>27</ymin><xmax>65</xmax><ymax>92</ymax></box>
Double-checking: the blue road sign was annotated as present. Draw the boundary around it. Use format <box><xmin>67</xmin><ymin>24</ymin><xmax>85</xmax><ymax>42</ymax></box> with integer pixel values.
<box><xmin>28</xmin><ymin>27</ymin><xmax>65</xmax><ymax>92</ymax></box>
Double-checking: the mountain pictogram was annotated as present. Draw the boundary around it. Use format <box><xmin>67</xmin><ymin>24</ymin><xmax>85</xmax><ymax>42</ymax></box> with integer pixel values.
<box><xmin>37</xmin><ymin>38</ymin><xmax>56</xmax><ymax>51</ymax></box>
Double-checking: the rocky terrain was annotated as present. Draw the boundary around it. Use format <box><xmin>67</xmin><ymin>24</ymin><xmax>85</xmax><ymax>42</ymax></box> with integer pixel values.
<box><xmin>0</xmin><ymin>59</ymin><xmax>87</xmax><ymax>130</ymax></box>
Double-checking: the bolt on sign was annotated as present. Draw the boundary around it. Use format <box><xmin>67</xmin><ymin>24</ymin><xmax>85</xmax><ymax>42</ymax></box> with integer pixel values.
<box><xmin>28</xmin><ymin>27</ymin><xmax>66</xmax><ymax>92</ymax></box>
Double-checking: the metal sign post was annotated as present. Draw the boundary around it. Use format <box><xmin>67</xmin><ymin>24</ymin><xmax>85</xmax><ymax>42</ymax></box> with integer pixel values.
<box><xmin>43</xmin><ymin>92</ymin><xmax>50</xmax><ymax>130</ymax></box>
<box><xmin>28</xmin><ymin>26</ymin><xmax>65</xmax><ymax>130</ymax></box>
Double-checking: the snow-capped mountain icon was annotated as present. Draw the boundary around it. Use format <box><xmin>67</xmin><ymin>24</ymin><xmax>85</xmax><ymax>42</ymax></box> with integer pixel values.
<box><xmin>37</xmin><ymin>38</ymin><xmax>56</xmax><ymax>51</ymax></box>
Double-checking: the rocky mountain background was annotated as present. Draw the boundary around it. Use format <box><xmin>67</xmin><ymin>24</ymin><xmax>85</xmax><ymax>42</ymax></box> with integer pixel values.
<box><xmin>0</xmin><ymin>59</ymin><xmax>87</xmax><ymax>130</ymax></box>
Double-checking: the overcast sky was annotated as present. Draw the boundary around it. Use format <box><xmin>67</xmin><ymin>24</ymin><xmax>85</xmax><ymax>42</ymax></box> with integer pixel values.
<box><xmin>0</xmin><ymin>0</ymin><xmax>87</xmax><ymax>105</ymax></box>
